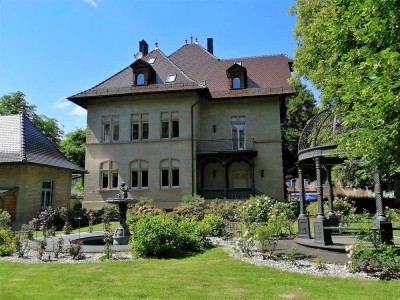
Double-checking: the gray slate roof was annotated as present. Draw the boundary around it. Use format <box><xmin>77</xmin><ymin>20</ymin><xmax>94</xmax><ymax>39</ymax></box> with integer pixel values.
<box><xmin>0</xmin><ymin>114</ymin><xmax>84</xmax><ymax>173</ymax></box>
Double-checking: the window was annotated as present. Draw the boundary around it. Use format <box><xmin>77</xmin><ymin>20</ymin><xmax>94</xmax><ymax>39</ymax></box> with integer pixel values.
<box><xmin>147</xmin><ymin>57</ymin><xmax>156</xmax><ymax>64</ymax></box>
<box><xmin>130</xmin><ymin>160</ymin><xmax>149</xmax><ymax>189</ymax></box>
<box><xmin>231</xmin><ymin>115</ymin><xmax>246</xmax><ymax>149</ymax></box>
<box><xmin>131</xmin><ymin>113</ymin><xmax>149</xmax><ymax>140</ymax></box>
<box><xmin>41</xmin><ymin>181</ymin><xmax>53</xmax><ymax>208</ymax></box>
<box><xmin>100</xmin><ymin>161</ymin><xmax>119</xmax><ymax>189</ymax></box>
<box><xmin>166</xmin><ymin>74</ymin><xmax>177</xmax><ymax>83</ymax></box>
<box><xmin>160</xmin><ymin>112</ymin><xmax>179</xmax><ymax>139</ymax></box>
<box><xmin>136</xmin><ymin>73</ymin><xmax>145</xmax><ymax>85</ymax></box>
<box><xmin>102</xmin><ymin>115</ymin><xmax>119</xmax><ymax>142</ymax></box>
<box><xmin>160</xmin><ymin>159</ymin><xmax>179</xmax><ymax>188</ymax></box>
<box><xmin>232</xmin><ymin>77</ymin><xmax>241</xmax><ymax>89</ymax></box>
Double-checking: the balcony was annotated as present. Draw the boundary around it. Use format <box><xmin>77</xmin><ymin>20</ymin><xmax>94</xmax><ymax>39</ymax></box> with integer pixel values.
<box><xmin>196</xmin><ymin>139</ymin><xmax>257</xmax><ymax>154</ymax></box>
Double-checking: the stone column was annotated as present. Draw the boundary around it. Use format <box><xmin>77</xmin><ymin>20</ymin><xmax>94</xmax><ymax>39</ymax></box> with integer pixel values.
<box><xmin>373</xmin><ymin>172</ymin><xmax>393</xmax><ymax>244</ymax></box>
<box><xmin>324</xmin><ymin>164</ymin><xmax>339</xmax><ymax>227</ymax></box>
<box><xmin>314</xmin><ymin>157</ymin><xmax>332</xmax><ymax>245</ymax></box>
<box><xmin>297</xmin><ymin>164</ymin><xmax>311</xmax><ymax>238</ymax></box>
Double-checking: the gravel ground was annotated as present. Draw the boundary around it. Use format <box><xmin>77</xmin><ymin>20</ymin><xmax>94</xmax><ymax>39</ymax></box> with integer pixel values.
<box><xmin>0</xmin><ymin>237</ymin><xmax>388</xmax><ymax>280</ymax></box>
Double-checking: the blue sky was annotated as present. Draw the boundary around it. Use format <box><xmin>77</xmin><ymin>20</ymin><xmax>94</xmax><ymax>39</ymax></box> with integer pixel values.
<box><xmin>0</xmin><ymin>0</ymin><xmax>316</xmax><ymax>134</ymax></box>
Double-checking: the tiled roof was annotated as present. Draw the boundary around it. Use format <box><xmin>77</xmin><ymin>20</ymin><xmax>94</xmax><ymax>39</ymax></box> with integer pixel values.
<box><xmin>0</xmin><ymin>114</ymin><xmax>84</xmax><ymax>173</ymax></box>
<box><xmin>68</xmin><ymin>41</ymin><xmax>294</xmax><ymax>106</ymax></box>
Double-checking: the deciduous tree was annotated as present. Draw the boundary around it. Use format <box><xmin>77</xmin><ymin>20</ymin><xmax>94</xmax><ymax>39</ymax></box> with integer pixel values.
<box><xmin>290</xmin><ymin>0</ymin><xmax>400</xmax><ymax>178</ymax></box>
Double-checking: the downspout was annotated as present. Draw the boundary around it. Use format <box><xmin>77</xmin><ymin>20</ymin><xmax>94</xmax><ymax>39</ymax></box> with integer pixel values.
<box><xmin>191</xmin><ymin>90</ymin><xmax>210</xmax><ymax>195</ymax></box>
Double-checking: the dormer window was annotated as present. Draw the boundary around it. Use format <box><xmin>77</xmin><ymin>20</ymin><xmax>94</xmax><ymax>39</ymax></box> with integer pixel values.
<box><xmin>130</xmin><ymin>59</ymin><xmax>155</xmax><ymax>86</ymax></box>
<box><xmin>232</xmin><ymin>77</ymin><xmax>241</xmax><ymax>89</ymax></box>
<box><xmin>136</xmin><ymin>73</ymin><xmax>145</xmax><ymax>85</ymax></box>
<box><xmin>166</xmin><ymin>74</ymin><xmax>177</xmax><ymax>83</ymax></box>
<box><xmin>147</xmin><ymin>57</ymin><xmax>156</xmax><ymax>64</ymax></box>
<box><xmin>226</xmin><ymin>63</ymin><xmax>247</xmax><ymax>90</ymax></box>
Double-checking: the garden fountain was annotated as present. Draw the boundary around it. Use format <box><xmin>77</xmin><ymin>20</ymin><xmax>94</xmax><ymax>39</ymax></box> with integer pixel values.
<box><xmin>106</xmin><ymin>183</ymin><xmax>137</xmax><ymax>245</ymax></box>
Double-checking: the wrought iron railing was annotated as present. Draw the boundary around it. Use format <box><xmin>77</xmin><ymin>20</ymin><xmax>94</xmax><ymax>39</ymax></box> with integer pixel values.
<box><xmin>197</xmin><ymin>139</ymin><xmax>256</xmax><ymax>153</ymax></box>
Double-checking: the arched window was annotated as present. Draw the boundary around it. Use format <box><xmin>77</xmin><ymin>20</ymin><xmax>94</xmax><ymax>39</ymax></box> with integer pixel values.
<box><xmin>232</xmin><ymin>77</ymin><xmax>241</xmax><ymax>89</ymax></box>
<box><xmin>130</xmin><ymin>159</ymin><xmax>149</xmax><ymax>189</ymax></box>
<box><xmin>160</xmin><ymin>158</ymin><xmax>179</xmax><ymax>188</ymax></box>
<box><xmin>100</xmin><ymin>161</ymin><xmax>119</xmax><ymax>189</ymax></box>
<box><xmin>136</xmin><ymin>73</ymin><xmax>145</xmax><ymax>85</ymax></box>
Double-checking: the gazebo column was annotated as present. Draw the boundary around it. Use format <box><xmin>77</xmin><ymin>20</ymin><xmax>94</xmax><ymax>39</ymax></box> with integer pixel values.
<box><xmin>314</xmin><ymin>157</ymin><xmax>332</xmax><ymax>245</ymax></box>
<box><xmin>297</xmin><ymin>164</ymin><xmax>311</xmax><ymax>239</ymax></box>
<box><xmin>324</xmin><ymin>164</ymin><xmax>339</xmax><ymax>227</ymax></box>
<box><xmin>373</xmin><ymin>172</ymin><xmax>393</xmax><ymax>244</ymax></box>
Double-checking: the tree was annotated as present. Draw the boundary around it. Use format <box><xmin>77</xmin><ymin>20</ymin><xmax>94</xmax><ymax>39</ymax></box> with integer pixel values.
<box><xmin>0</xmin><ymin>92</ymin><xmax>64</xmax><ymax>145</ymax></box>
<box><xmin>59</xmin><ymin>128</ymin><xmax>86</xmax><ymax>168</ymax></box>
<box><xmin>282</xmin><ymin>78</ymin><xmax>318</xmax><ymax>180</ymax></box>
<box><xmin>290</xmin><ymin>0</ymin><xmax>400</xmax><ymax>178</ymax></box>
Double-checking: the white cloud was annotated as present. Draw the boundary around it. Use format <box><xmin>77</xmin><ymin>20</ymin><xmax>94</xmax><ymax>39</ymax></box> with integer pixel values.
<box><xmin>85</xmin><ymin>0</ymin><xmax>98</xmax><ymax>8</ymax></box>
<box><xmin>70</xmin><ymin>106</ymin><xmax>87</xmax><ymax>117</ymax></box>
<box><xmin>54</xmin><ymin>96</ymin><xmax>71</xmax><ymax>109</ymax></box>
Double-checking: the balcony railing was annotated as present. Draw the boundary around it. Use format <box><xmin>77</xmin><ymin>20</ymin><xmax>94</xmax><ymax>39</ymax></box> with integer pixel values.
<box><xmin>197</xmin><ymin>139</ymin><xmax>256</xmax><ymax>153</ymax></box>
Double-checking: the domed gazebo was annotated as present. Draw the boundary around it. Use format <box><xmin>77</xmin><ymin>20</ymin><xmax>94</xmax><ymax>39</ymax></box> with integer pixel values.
<box><xmin>296</xmin><ymin>108</ymin><xmax>393</xmax><ymax>246</ymax></box>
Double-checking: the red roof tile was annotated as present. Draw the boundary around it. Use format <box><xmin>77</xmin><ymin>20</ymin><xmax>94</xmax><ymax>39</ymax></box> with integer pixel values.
<box><xmin>68</xmin><ymin>41</ymin><xmax>294</xmax><ymax>106</ymax></box>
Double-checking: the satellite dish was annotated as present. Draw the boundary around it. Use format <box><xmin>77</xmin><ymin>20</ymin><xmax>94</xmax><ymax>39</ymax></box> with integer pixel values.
<box><xmin>134</xmin><ymin>52</ymin><xmax>143</xmax><ymax>60</ymax></box>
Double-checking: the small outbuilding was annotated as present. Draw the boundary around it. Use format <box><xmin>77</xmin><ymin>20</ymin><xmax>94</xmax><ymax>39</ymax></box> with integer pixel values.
<box><xmin>0</xmin><ymin>114</ymin><xmax>84</xmax><ymax>226</ymax></box>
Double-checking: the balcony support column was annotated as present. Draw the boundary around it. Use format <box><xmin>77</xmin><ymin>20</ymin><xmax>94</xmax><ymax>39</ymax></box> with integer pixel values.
<box><xmin>223</xmin><ymin>163</ymin><xmax>228</xmax><ymax>199</ymax></box>
<box><xmin>251</xmin><ymin>163</ymin><xmax>255</xmax><ymax>196</ymax></box>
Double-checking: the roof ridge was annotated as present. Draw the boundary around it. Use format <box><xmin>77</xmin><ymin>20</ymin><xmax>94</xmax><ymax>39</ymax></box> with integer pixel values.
<box><xmin>20</xmin><ymin>114</ymin><xmax>27</xmax><ymax>162</ymax></box>
<box><xmin>155</xmin><ymin>48</ymin><xmax>197</xmax><ymax>83</ymax></box>
<box><xmin>222</xmin><ymin>53</ymin><xmax>290</xmax><ymax>61</ymax></box>
<box><xmin>169</xmin><ymin>43</ymin><xmax>219</xmax><ymax>60</ymax></box>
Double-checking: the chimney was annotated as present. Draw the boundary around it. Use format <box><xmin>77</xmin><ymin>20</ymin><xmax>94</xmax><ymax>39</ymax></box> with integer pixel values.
<box><xmin>207</xmin><ymin>38</ymin><xmax>213</xmax><ymax>55</ymax></box>
<box><xmin>139</xmin><ymin>40</ymin><xmax>149</xmax><ymax>56</ymax></box>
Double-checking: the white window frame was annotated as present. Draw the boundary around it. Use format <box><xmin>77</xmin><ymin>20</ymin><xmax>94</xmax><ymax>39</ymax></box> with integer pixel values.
<box><xmin>160</xmin><ymin>159</ymin><xmax>179</xmax><ymax>188</ymax></box>
<box><xmin>100</xmin><ymin>161</ymin><xmax>119</xmax><ymax>190</ymax></box>
<box><xmin>130</xmin><ymin>160</ymin><xmax>149</xmax><ymax>189</ymax></box>
<box><xmin>160</xmin><ymin>112</ymin><xmax>179</xmax><ymax>139</ymax></box>
<box><xmin>102</xmin><ymin>115</ymin><xmax>120</xmax><ymax>142</ymax></box>
<box><xmin>41</xmin><ymin>181</ymin><xmax>53</xmax><ymax>208</ymax></box>
<box><xmin>131</xmin><ymin>113</ymin><xmax>149</xmax><ymax>140</ymax></box>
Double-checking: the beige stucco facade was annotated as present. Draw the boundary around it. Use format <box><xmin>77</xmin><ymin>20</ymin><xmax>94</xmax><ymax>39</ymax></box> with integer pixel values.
<box><xmin>82</xmin><ymin>92</ymin><xmax>285</xmax><ymax>210</ymax></box>
<box><xmin>0</xmin><ymin>164</ymin><xmax>72</xmax><ymax>225</ymax></box>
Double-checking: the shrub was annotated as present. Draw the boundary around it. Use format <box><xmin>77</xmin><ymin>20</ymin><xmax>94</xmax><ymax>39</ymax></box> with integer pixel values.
<box><xmin>0</xmin><ymin>209</ymin><xmax>12</xmax><ymax>229</ymax></box>
<box><xmin>239</xmin><ymin>195</ymin><xmax>275</xmax><ymax>225</ymax></box>
<box><xmin>67</xmin><ymin>240</ymin><xmax>85</xmax><ymax>260</ymax></box>
<box><xmin>174</xmin><ymin>194</ymin><xmax>206</xmax><ymax>219</ymax></box>
<box><xmin>0</xmin><ymin>229</ymin><xmax>14</xmax><ymax>256</ymax></box>
<box><xmin>205</xmin><ymin>200</ymin><xmax>243</xmax><ymax>222</ymax></box>
<box><xmin>200</xmin><ymin>214</ymin><xmax>225</xmax><ymax>237</ymax></box>
<box><xmin>130</xmin><ymin>215</ymin><xmax>208</xmax><ymax>258</ymax></box>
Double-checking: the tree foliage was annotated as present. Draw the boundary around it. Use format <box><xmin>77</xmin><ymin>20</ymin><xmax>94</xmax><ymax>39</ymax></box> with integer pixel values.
<box><xmin>282</xmin><ymin>78</ymin><xmax>318</xmax><ymax>179</ymax></box>
<box><xmin>59</xmin><ymin>128</ymin><xmax>86</xmax><ymax>168</ymax></box>
<box><xmin>0</xmin><ymin>91</ymin><xmax>63</xmax><ymax>145</ymax></box>
<box><xmin>290</xmin><ymin>0</ymin><xmax>400</xmax><ymax>176</ymax></box>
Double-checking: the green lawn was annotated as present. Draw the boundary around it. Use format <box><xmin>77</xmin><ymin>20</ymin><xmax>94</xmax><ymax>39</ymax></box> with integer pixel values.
<box><xmin>0</xmin><ymin>247</ymin><xmax>398</xmax><ymax>300</ymax></box>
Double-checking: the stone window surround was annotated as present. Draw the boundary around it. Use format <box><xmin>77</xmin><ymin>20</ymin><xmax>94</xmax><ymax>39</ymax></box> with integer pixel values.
<box><xmin>102</xmin><ymin>115</ymin><xmax>120</xmax><ymax>143</ymax></box>
<box><xmin>130</xmin><ymin>159</ymin><xmax>149</xmax><ymax>190</ymax></box>
<box><xmin>100</xmin><ymin>160</ymin><xmax>119</xmax><ymax>190</ymax></box>
<box><xmin>160</xmin><ymin>158</ymin><xmax>180</xmax><ymax>188</ymax></box>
